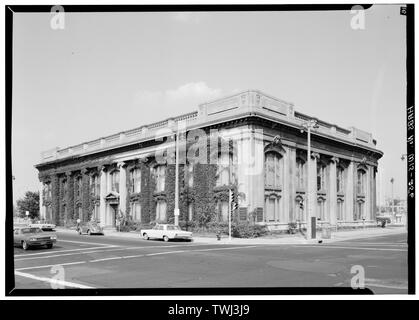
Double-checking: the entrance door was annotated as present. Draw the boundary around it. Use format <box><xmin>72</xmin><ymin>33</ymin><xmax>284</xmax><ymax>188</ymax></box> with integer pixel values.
<box><xmin>110</xmin><ymin>204</ymin><xmax>118</xmax><ymax>227</ymax></box>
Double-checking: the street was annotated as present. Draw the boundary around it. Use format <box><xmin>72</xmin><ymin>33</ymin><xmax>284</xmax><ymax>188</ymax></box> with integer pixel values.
<box><xmin>13</xmin><ymin>231</ymin><xmax>408</xmax><ymax>294</ymax></box>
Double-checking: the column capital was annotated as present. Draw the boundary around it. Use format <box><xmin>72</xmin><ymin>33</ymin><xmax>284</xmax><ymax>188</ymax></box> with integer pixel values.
<box><xmin>65</xmin><ymin>171</ymin><xmax>73</xmax><ymax>178</ymax></box>
<box><xmin>99</xmin><ymin>165</ymin><xmax>107</xmax><ymax>172</ymax></box>
<box><xmin>330</xmin><ymin>156</ymin><xmax>340</xmax><ymax>164</ymax></box>
<box><xmin>81</xmin><ymin>168</ymin><xmax>89</xmax><ymax>175</ymax></box>
<box><xmin>117</xmin><ymin>161</ymin><xmax>127</xmax><ymax>169</ymax></box>
<box><xmin>310</xmin><ymin>152</ymin><xmax>320</xmax><ymax>160</ymax></box>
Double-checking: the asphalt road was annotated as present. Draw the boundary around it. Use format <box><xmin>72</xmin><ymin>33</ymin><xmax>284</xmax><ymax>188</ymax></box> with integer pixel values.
<box><xmin>13</xmin><ymin>231</ymin><xmax>408</xmax><ymax>294</ymax></box>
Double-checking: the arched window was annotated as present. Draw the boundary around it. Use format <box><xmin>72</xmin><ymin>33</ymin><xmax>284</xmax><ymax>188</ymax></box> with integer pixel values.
<box><xmin>130</xmin><ymin>168</ymin><xmax>141</xmax><ymax>193</ymax></box>
<box><xmin>357</xmin><ymin>169</ymin><xmax>367</xmax><ymax>194</ymax></box>
<box><xmin>296</xmin><ymin>158</ymin><xmax>305</xmax><ymax>189</ymax></box>
<box><xmin>337</xmin><ymin>167</ymin><xmax>345</xmax><ymax>193</ymax></box>
<box><xmin>154</xmin><ymin>165</ymin><xmax>166</xmax><ymax>192</ymax></box>
<box><xmin>264</xmin><ymin>152</ymin><xmax>282</xmax><ymax>188</ymax></box>
<box><xmin>216</xmin><ymin>152</ymin><xmax>234</xmax><ymax>186</ymax></box>
<box><xmin>111</xmin><ymin>170</ymin><xmax>120</xmax><ymax>193</ymax></box>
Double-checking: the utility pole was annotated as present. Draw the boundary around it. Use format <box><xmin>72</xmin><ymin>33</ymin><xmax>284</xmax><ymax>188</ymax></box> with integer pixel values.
<box><xmin>301</xmin><ymin>119</ymin><xmax>319</xmax><ymax>239</ymax></box>
<box><xmin>390</xmin><ymin>177</ymin><xmax>395</xmax><ymax>218</ymax></box>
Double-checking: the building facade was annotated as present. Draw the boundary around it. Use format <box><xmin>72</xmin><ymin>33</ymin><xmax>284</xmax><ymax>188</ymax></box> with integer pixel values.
<box><xmin>35</xmin><ymin>90</ymin><xmax>383</xmax><ymax>230</ymax></box>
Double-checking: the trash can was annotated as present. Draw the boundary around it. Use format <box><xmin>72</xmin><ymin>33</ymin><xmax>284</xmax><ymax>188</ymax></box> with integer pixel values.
<box><xmin>321</xmin><ymin>223</ymin><xmax>331</xmax><ymax>239</ymax></box>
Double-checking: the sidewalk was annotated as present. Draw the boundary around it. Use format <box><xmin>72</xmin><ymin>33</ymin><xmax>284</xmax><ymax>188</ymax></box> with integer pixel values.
<box><xmin>55</xmin><ymin>225</ymin><xmax>407</xmax><ymax>245</ymax></box>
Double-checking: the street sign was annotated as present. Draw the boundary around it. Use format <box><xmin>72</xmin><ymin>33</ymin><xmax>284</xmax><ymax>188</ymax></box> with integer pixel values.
<box><xmin>25</xmin><ymin>211</ymin><xmax>29</xmax><ymax>216</ymax></box>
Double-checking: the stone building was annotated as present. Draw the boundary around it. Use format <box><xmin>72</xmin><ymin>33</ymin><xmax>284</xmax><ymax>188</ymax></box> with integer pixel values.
<box><xmin>35</xmin><ymin>90</ymin><xmax>383</xmax><ymax>230</ymax></box>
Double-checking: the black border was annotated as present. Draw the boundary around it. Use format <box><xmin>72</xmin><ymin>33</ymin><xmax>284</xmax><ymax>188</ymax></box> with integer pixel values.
<box><xmin>5</xmin><ymin>3</ymin><xmax>413</xmax><ymax>297</ymax></box>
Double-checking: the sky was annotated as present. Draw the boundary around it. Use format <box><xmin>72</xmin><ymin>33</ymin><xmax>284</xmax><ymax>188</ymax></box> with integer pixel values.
<box><xmin>12</xmin><ymin>5</ymin><xmax>407</xmax><ymax>205</ymax></box>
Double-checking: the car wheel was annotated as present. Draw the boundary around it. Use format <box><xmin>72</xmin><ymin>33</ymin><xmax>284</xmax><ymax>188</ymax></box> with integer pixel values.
<box><xmin>143</xmin><ymin>233</ymin><xmax>149</xmax><ymax>240</ymax></box>
<box><xmin>163</xmin><ymin>235</ymin><xmax>169</xmax><ymax>242</ymax></box>
<box><xmin>46</xmin><ymin>243</ymin><xmax>53</xmax><ymax>249</ymax></box>
<box><xmin>22</xmin><ymin>241</ymin><xmax>29</xmax><ymax>250</ymax></box>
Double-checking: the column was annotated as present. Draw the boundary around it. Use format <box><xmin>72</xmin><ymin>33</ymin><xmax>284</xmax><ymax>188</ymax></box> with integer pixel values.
<box><xmin>118</xmin><ymin>162</ymin><xmax>127</xmax><ymax>216</ymax></box>
<box><xmin>39</xmin><ymin>181</ymin><xmax>45</xmax><ymax>220</ymax></box>
<box><xmin>372</xmin><ymin>167</ymin><xmax>377</xmax><ymax>220</ymax></box>
<box><xmin>289</xmin><ymin>148</ymin><xmax>296</xmax><ymax>222</ymax></box>
<box><xmin>345</xmin><ymin>161</ymin><xmax>355</xmax><ymax>221</ymax></box>
<box><xmin>247</xmin><ymin>128</ymin><xmax>265</xmax><ymax>216</ymax></box>
<box><xmin>99</xmin><ymin>166</ymin><xmax>107</xmax><ymax>227</ymax></box>
<box><xmin>264</xmin><ymin>196</ymin><xmax>268</xmax><ymax>222</ymax></box>
<box><xmin>329</xmin><ymin>157</ymin><xmax>338</xmax><ymax>226</ymax></box>
<box><xmin>366</xmin><ymin>165</ymin><xmax>373</xmax><ymax>221</ymax></box>
<box><xmin>309</xmin><ymin>152</ymin><xmax>319</xmax><ymax>220</ymax></box>
<box><xmin>282</xmin><ymin>147</ymin><xmax>290</xmax><ymax>223</ymax></box>
<box><xmin>51</xmin><ymin>174</ymin><xmax>60</xmax><ymax>225</ymax></box>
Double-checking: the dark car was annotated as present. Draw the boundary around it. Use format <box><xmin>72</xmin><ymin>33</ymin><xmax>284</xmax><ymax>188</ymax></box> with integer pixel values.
<box><xmin>14</xmin><ymin>227</ymin><xmax>57</xmax><ymax>250</ymax></box>
<box><xmin>77</xmin><ymin>221</ymin><xmax>104</xmax><ymax>235</ymax></box>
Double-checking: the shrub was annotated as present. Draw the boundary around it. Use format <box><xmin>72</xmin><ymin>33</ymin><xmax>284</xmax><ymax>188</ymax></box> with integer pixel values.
<box><xmin>231</xmin><ymin>222</ymin><xmax>268</xmax><ymax>238</ymax></box>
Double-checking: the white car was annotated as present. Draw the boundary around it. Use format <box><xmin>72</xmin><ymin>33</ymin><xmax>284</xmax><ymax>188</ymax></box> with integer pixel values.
<box><xmin>29</xmin><ymin>221</ymin><xmax>56</xmax><ymax>231</ymax></box>
<box><xmin>140</xmin><ymin>224</ymin><xmax>193</xmax><ymax>242</ymax></box>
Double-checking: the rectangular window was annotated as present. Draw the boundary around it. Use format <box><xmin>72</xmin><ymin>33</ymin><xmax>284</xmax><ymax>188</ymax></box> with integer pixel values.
<box><xmin>155</xmin><ymin>166</ymin><xmax>166</xmax><ymax>192</ymax></box>
<box><xmin>112</xmin><ymin>171</ymin><xmax>120</xmax><ymax>193</ymax></box>
<box><xmin>131</xmin><ymin>202</ymin><xmax>141</xmax><ymax>221</ymax></box>
<box><xmin>188</xmin><ymin>203</ymin><xmax>193</xmax><ymax>221</ymax></box>
<box><xmin>156</xmin><ymin>200</ymin><xmax>167</xmax><ymax>221</ymax></box>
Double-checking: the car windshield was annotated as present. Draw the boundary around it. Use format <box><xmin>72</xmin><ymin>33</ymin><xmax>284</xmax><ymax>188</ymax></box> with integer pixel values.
<box><xmin>167</xmin><ymin>226</ymin><xmax>180</xmax><ymax>231</ymax></box>
<box><xmin>21</xmin><ymin>228</ymin><xmax>42</xmax><ymax>234</ymax></box>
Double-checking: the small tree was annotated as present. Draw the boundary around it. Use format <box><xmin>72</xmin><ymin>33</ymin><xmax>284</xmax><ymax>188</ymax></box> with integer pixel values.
<box><xmin>16</xmin><ymin>191</ymin><xmax>40</xmax><ymax>219</ymax></box>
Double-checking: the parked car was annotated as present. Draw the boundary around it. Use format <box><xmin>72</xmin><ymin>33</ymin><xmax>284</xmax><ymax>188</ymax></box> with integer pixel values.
<box><xmin>77</xmin><ymin>221</ymin><xmax>104</xmax><ymax>235</ymax></box>
<box><xmin>29</xmin><ymin>220</ymin><xmax>56</xmax><ymax>231</ymax></box>
<box><xmin>14</xmin><ymin>227</ymin><xmax>57</xmax><ymax>250</ymax></box>
<box><xmin>140</xmin><ymin>224</ymin><xmax>193</xmax><ymax>242</ymax></box>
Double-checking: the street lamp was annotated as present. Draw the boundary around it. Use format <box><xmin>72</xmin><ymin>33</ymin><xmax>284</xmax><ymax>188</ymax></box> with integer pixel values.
<box><xmin>301</xmin><ymin>119</ymin><xmax>319</xmax><ymax>239</ymax></box>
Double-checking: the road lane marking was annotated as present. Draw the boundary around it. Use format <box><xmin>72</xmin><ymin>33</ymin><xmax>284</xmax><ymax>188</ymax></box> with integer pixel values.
<box><xmin>15</xmin><ymin>243</ymin><xmax>216</xmax><ymax>260</ymax></box>
<box><xmin>15</xmin><ymin>245</ymin><xmax>258</xmax><ymax>270</ymax></box>
<box><xmin>15</xmin><ymin>271</ymin><xmax>93</xmax><ymax>289</ymax></box>
<box><xmin>16</xmin><ymin>261</ymin><xmax>87</xmax><ymax>271</ymax></box>
<box><xmin>90</xmin><ymin>256</ymin><xmax>123</xmax><ymax>263</ymax></box>
<box><xmin>14</xmin><ymin>246</ymin><xmax>118</xmax><ymax>258</ymax></box>
<box><xmin>58</xmin><ymin>239</ymin><xmax>117</xmax><ymax>246</ymax></box>
<box><xmin>295</xmin><ymin>245</ymin><xmax>407</xmax><ymax>252</ymax></box>
<box><xmin>146</xmin><ymin>250</ymin><xmax>186</xmax><ymax>256</ymax></box>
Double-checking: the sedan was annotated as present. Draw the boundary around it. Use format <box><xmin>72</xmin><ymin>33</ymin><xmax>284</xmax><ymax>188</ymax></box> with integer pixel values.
<box><xmin>29</xmin><ymin>221</ymin><xmax>56</xmax><ymax>231</ymax></box>
<box><xmin>140</xmin><ymin>224</ymin><xmax>193</xmax><ymax>242</ymax></box>
<box><xmin>14</xmin><ymin>227</ymin><xmax>57</xmax><ymax>250</ymax></box>
<box><xmin>78</xmin><ymin>221</ymin><xmax>104</xmax><ymax>235</ymax></box>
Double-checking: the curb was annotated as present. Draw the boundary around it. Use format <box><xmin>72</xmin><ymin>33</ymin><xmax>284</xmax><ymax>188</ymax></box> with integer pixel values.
<box><xmin>54</xmin><ymin>227</ymin><xmax>407</xmax><ymax>245</ymax></box>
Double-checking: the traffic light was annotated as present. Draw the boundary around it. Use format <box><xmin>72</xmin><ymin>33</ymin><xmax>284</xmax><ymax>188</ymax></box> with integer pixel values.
<box><xmin>230</xmin><ymin>190</ymin><xmax>238</xmax><ymax>212</ymax></box>
<box><xmin>299</xmin><ymin>200</ymin><xmax>304</xmax><ymax>210</ymax></box>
